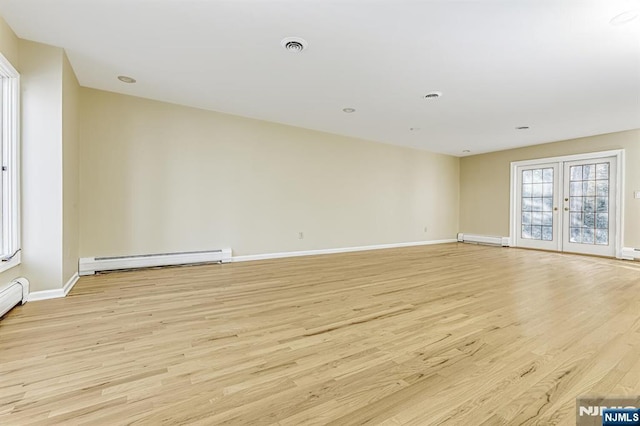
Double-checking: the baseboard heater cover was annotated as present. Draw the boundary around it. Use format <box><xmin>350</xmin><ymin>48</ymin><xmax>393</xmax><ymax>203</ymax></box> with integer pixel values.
<box><xmin>0</xmin><ymin>277</ymin><xmax>29</xmax><ymax>318</ymax></box>
<box><xmin>621</xmin><ymin>247</ymin><xmax>640</xmax><ymax>261</ymax></box>
<box><xmin>79</xmin><ymin>248</ymin><xmax>232</xmax><ymax>275</ymax></box>
<box><xmin>457</xmin><ymin>233</ymin><xmax>509</xmax><ymax>247</ymax></box>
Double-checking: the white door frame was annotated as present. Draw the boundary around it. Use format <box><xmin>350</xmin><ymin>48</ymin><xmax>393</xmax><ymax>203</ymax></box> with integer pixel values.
<box><xmin>509</xmin><ymin>149</ymin><xmax>625</xmax><ymax>258</ymax></box>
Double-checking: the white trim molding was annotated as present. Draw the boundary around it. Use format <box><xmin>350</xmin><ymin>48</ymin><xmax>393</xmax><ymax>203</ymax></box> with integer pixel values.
<box><xmin>456</xmin><ymin>233</ymin><xmax>509</xmax><ymax>247</ymax></box>
<box><xmin>0</xmin><ymin>52</ymin><xmax>21</xmax><ymax>272</ymax></box>
<box><xmin>63</xmin><ymin>273</ymin><xmax>80</xmax><ymax>295</ymax></box>
<box><xmin>621</xmin><ymin>247</ymin><xmax>640</xmax><ymax>261</ymax></box>
<box><xmin>28</xmin><ymin>273</ymin><xmax>79</xmax><ymax>302</ymax></box>
<box><xmin>233</xmin><ymin>239</ymin><xmax>457</xmax><ymax>262</ymax></box>
<box><xmin>79</xmin><ymin>248</ymin><xmax>232</xmax><ymax>275</ymax></box>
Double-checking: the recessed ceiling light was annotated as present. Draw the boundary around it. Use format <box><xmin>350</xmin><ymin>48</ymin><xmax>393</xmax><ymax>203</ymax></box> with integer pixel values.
<box><xmin>515</xmin><ymin>126</ymin><xmax>530</xmax><ymax>130</ymax></box>
<box><xmin>424</xmin><ymin>91</ymin><xmax>442</xmax><ymax>99</ymax></box>
<box><xmin>462</xmin><ymin>150</ymin><xmax>471</xmax><ymax>153</ymax></box>
<box><xmin>117</xmin><ymin>75</ymin><xmax>136</xmax><ymax>84</ymax></box>
<box><xmin>281</xmin><ymin>37</ymin><xmax>308</xmax><ymax>53</ymax></box>
<box><xmin>342</xmin><ymin>107</ymin><xmax>356</xmax><ymax>113</ymax></box>
<box><xmin>610</xmin><ymin>9</ymin><xmax>639</xmax><ymax>26</ymax></box>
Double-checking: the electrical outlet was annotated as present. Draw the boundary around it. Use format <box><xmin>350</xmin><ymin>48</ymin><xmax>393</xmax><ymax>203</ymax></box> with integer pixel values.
<box><xmin>298</xmin><ymin>232</ymin><xmax>304</xmax><ymax>239</ymax></box>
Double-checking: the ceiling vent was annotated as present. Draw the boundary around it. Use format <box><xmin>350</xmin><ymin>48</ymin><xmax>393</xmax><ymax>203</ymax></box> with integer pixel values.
<box><xmin>424</xmin><ymin>91</ymin><xmax>442</xmax><ymax>99</ymax></box>
<box><xmin>117</xmin><ymin>75</ymin><xmax>136</xmax><ymax>83</ymax></box>
<box><xmin>281</xmin><ymin>37</ymin><xmax>308</xmax><ymax>53</ymax></box>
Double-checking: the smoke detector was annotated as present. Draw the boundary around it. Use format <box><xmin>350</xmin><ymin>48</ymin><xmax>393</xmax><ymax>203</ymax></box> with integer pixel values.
<box><xmin>424</xmin><ymin>91</ymin><xmax>442</xmax><ymax>99</ymax></box>
<box><xmin>281</xmin><ymin>37</ymin><xmax>308</xmax><ymax>53</ymax></box>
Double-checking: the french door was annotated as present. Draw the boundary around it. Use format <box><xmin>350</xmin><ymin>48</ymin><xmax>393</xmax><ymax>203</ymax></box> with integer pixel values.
<box><xmin>514</xmin><ymin>154</ymin><xmax>619</xmax><ymax>257</ymax></box>
<box><xmin>562</xmin><ymin>158</ymin><xmax>616</xmax><ymax>256</ymax></box>
<box><xmin>515</xmin><ymin>163</ymin><xmax>560</xmax><ymax>251</ymax></box>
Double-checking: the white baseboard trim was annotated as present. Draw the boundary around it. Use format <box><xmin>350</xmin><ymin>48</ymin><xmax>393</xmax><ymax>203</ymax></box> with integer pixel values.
<box><xmin>621</xmin><ymin>247</ymin><xmax>640</xmax><ymax>261</ymax></box>
<box><xmin>28</xmin><ymin>288</ymin><xmax>64</xmax><ymax>302</ymax></box>
<box><xmin>457</xmin><ymin>233</ymin><xmax>510</xmax><ymax>247</ymax></box>
<box><xmin>28</xmin><ymin>272</ymin><xmax>79</xmax><ymax>302</ymax></box>
<box><xmin>232</xmin><ymin>239</ymin><xmax>458</xmax><ymax>262</ymax></box>
<box><xmin>63</xmin><ymin>272</ymin><xmax>80</xmax><ymax>295</ymax></box>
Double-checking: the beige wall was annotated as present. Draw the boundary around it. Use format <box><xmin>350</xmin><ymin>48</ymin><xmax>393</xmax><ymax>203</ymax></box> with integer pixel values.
<box><xmin>62</xmin><ymin>52</ymin><xmax>80</xmax><ymax>283</ymax></box>
<box><xmin>79</xmin><ymin>88</ymin><xmax>460</xmax><ymax>257</ymax></box>
<box><xmin>19</xmin><ymin>40</ymin><xmax>64</xmax><ymax>291</ymax></box>
<box><xmin>0</xmin><ymin>15</ymin><xmax>18</xmax><ymax>66</ymax></box>
<box><xmin>460</xmin><ymin>129</ymin><xmax>640</xmax><ymax>248</ymax></box>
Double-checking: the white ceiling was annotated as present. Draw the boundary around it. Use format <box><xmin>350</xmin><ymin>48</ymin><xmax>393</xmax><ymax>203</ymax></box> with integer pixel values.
<box><xmin>1</xmin><ymin>0</ymin><xmax>639</xmax><ymax>156</ymax></box>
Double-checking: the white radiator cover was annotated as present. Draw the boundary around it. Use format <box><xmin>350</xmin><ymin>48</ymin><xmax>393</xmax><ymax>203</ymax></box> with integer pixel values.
<box><xmin>0</xmin><ymin>277</ymin><xmax>29</xmax><ymax>318</ymax></box>
<box><xmin>457</xmin><ymin>233</ymin><xmax>510</xmax><ymax>247</ymax></box>
<box><xmin>79</xmin><ymin>248</ymin><xmax>232</xmax><ymax>275</ymax></box>
<box><xmin>621</xmin><ymin>247</ymin><xmax>640</xmax><ymax>261</ymax></box>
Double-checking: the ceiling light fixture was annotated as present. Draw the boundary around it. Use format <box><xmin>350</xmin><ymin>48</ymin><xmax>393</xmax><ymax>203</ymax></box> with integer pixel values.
<box><xmin>281</xmin><ymin>37</ymin><xmax>308</xmax><ymax>53</ymax></box>
<box><xmin>462</xmin><ymin>150</ymin><xmax>471</xmax><ymax>153</ymax></box>
<box><xmin>117</xmin><ymin>75</ymin><xmax>136</xmax><ymax>83</ymax></box>
<box><xmin>424</xmin><ymin>91</ymin><xmax>442</xmax><ymax>99</ymax></box>
<box><xmin>515</xmin><ymin>126</ymin><xmax>530</xmax><ymax>130</ymax></box>
<box><xmin>610</xmin><ymin>9</ymin><xmax>639</xmax><ymax>26</ymax></box>
<box><xmin>342</xmin><ymin>107</ymin><xmax>356</xmax><ymax>113</ymax></box>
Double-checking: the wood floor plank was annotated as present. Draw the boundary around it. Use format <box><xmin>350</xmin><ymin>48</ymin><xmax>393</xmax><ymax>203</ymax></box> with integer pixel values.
<box><xmin>1</xmin><ymin>243</ymin><xmax>639</xmax><ymax>425</ymax></box>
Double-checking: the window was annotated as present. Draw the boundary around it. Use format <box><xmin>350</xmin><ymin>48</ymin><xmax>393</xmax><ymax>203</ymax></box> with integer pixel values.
<box><xmin>0</xmin><ymin>53</ymin><xmax>20</xmax><ymax>272</ymax></box>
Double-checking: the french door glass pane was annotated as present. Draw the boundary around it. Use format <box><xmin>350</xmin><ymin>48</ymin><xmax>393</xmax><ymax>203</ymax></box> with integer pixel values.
<box><xmin>568</xmin><ymin>163</ymin><xmax>609</xmax><ymax>246</ymax></box>
<box><xmin>522</xmin><ymin>167</ymin><xmax>553</xmax><ymax>240</ymax></box>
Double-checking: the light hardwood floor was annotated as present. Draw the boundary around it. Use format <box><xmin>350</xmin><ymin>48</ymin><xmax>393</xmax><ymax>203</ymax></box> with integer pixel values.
<box><xmin>1</xmin><ymin>243</ymin><xmax>640</xmax><ymax>425</ymax></box>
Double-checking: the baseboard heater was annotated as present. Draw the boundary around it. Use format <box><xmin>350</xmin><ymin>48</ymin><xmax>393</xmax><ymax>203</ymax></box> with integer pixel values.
<box><xmin>0</xmin><ymin>278</ymin><xmax>29</xmax><ymax>319</ymax></box>
<box><xmin>457</xmin><ymin>233</ymin><xmax>509</xmax><ymax>247</ymax></box>
<box><xmin>79</xmin><ymin>248</ymin><xmax>232</xmax><ymax>276</ymax></box>
<box><xmin>621</xmin><ymin>247</ymin><xmax>640</xmax><ymax>261</ymax></box>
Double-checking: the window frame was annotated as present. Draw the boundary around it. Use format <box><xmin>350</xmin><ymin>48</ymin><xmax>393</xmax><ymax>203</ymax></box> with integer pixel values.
<box><xmin>0</xmin><ymin>53</ymin><xmax>20</xmax><ymax>273</ymax></box>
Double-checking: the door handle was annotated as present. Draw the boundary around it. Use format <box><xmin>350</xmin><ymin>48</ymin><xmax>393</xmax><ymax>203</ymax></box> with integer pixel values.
<box><xmin>564</xmin><ymin>207</ymin><xmax>569</xmax><ymax>211</ymax></box>
<box><xmin>554</xmin><ymin>207</ymin><xmax>558</xmax><ymax>211</ymax></box>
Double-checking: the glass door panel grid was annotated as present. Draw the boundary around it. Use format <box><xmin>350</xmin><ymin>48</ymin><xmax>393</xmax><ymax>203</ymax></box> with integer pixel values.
<box><xmin>521</xmin><ymin>168</ymin><xmax>554</xmax><ymax>241</ymax></box>
<box><xmin>568</xmin><ymin>163</ymin><xmax>609</xmax><ymax>245</ymax></box>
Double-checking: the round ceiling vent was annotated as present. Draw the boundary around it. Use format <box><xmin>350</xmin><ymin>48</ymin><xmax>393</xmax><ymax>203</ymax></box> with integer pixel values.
<box><xmin>281</xmin><ymin>37</ymin><xmax>308</xmax><ymax>53</ymax></box>
<box><xmin>424</xmin><ymin>91</ymin><xmax>442</xmax><ymax>99</ymax></box>
<box><xmin>117</xmin><ymin>75</ymin><xmax>136</xmax><ymax>84</ymax></box>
